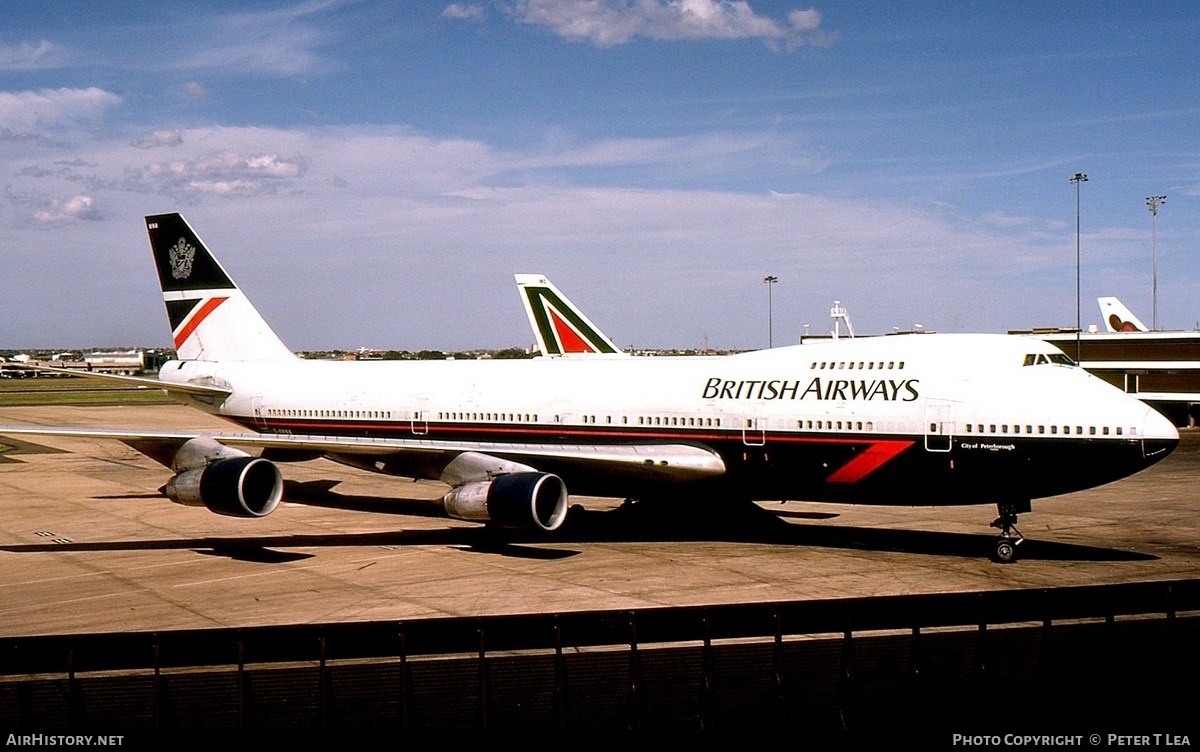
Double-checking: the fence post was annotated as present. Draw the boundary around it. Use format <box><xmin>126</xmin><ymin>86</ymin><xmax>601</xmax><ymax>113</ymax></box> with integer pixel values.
<box><xmin>838</xmin><ymin>610</ymin><xmax>855</xmax><ymax>731</ymax></box>
<box><xmin>153</xmin><ymin>639</ymin><xmax>162</xmax><ymax>731</ymax></box>
<box><xmin>319</xmin><ymin>633</ymin><xmax>328</xmax><ymax>730</ymax></box>
<box><xmin>398</xmin><ymin>630</ymin><xmax>410</xmax><ymax>730</ymax></box>
<box><xmin>701</xmin><ymin>612</ymin><xmax>715</xmax><ymax>731</ymax></box>
<box><xmin>627</xmin><ymin>611</ymin><xmax>641</xmax><ymax>730</ymax></box>
<box><xmin>771</xmin><ymin>609</ymin><xmax>785</xmax><ymax>725</ymax></box>
<box><xmin>478</xmin><ymin>624</ymin><xmax>489</xmax><ymax>730</ymax></box>
<box><xmin>554</xmin><ymin>619</ymin><xmax>569</xmax><ymax>729</ymax></box>
<box><xmin>236</xmin><ymin>636</ymin><xmax>246</xmax><ymax>731</ymax></box>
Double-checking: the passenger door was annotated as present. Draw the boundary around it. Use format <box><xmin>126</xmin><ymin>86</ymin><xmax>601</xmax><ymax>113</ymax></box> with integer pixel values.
<box><xmin>924</xmin><ymin>400</ymin><xmax>955</xmax><ymax>452</ymax></box>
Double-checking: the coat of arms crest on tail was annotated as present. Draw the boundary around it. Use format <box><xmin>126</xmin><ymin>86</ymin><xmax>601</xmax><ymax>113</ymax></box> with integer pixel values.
<box><xmin>169</xmin><ymin>238</ymin><xmax>195</xmax><ymax>279</ymax></box>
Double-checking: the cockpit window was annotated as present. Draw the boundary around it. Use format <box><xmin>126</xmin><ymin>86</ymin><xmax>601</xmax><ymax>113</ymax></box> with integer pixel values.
<box><xmin>1023</xmin><ymin>352</ymin><xmax>1076</xmax><ymax>367</ymax></box>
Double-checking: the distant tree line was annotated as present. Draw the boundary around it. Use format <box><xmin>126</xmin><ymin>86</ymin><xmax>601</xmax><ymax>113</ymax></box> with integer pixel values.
<box><xmin>300</xmin><ymin>348</ymin><xmax>537</xmax><ymax>361</ymax></box>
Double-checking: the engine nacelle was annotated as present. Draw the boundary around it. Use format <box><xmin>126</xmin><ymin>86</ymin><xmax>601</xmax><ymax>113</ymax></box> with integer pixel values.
<box><xmin>163</xmin><ymin>456</ymin><xmax>283</xmax><ymax>518</ymax></box>
<box><xmin>442</xmin><ymin>472</ymin><xmax>568</xmax><ymax>532</ymax></box>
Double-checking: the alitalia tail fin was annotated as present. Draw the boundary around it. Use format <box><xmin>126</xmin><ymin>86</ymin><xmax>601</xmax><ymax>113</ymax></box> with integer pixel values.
<box><xmin>1098</xmin><ymin>297</ymin><xmax>1149</xmax><ymax>333</ymax></box>
<box><xmin>145</xmin><ymin>213</ymin><xmax>295</xmax><ymax>362</ymax></box>
<box><xmin>515</xmin><ymin>274</ymin><xmax>624</xmax><ymax>356</ymax></box>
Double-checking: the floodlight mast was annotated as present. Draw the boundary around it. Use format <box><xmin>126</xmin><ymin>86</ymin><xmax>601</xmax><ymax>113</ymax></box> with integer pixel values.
<box><xmin>1147</xmin><ymin>195</ymin><xmax>1165</xmax><ymax>331</ymax></box>
<box><xmin>1070</xmin><ymin>172</ymin><xmax>1088</xmax><ymax>362</ymax></box>
<box><xmin>763</xmin><ymin>275</ymin><xmax>778</xmax><ymax>347</ymax></box>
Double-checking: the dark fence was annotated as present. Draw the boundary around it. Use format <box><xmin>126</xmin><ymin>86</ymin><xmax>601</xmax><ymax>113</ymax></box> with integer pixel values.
<box><xmin>1</xmin><ymin>579</ymin><xmax>1197</xmax><ymax>737</ymax></box>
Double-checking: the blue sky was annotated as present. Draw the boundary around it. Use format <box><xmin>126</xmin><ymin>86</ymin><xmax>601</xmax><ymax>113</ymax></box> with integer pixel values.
<box><xmin>1</xmin><ymin>1</ymin><xmax>1197</xmax><ymax>351</ymax></box>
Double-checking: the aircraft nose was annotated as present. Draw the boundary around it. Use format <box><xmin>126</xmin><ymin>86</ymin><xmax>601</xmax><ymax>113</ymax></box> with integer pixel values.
<box><xmin>1140</xmin><ymin>405</ymin><xmax>1179</xmax><ymax>462</ymax></box>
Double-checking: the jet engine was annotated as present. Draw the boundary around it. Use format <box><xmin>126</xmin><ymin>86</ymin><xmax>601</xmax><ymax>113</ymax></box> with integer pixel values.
<box><xmin>161</xmin><ymin>438</ymin><xmax>283</xmax><ymax>518</ymax></box>
<box><xmin>442</xmin><ymin>472</ymin><xmax>568</xmax><ymax>532</ymax></box>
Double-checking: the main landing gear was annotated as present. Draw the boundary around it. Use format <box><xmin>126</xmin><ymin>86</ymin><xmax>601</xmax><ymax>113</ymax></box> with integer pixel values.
<box><xmin>990</xmin><ymin>500</ymin><xmax>1029</xmax><ymax>563</ymax></box>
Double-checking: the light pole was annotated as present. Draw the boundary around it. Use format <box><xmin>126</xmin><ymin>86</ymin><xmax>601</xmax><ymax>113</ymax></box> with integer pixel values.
<box><xmin>1069</xmin><ymin>173</ymin><xmax>1087</xmax><ymax>362</ymax></box>
<box><xmin>763</xmin><ymin>275</ymin><xmax>778</xmax><ymax>347</ymax></box>
<box><xmin>1147</xmin><ymin>195</ymin><xmax>1165</xmax><ymax>330</ymax></box>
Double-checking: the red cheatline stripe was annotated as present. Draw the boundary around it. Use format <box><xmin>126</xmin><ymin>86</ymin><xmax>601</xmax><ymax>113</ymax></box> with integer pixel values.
<box><xmin>549</xmin><ymin>308</ymin><xmax>596</xmax><ymax>353</ymax></box>
<box><xmin>174</xmin><ymin>297</ymin><xmax>229</xmax><ymax>349</ymax></box>
<box><xmin>827</xmin><ymin>440</ymin><xmax>913</xmax><ymax>483</ymax></box>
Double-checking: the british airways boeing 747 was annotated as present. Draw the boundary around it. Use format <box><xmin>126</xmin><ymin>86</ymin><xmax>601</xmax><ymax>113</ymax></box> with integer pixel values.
<box><xmin>0</xmin><ymin>214</ymin><xmax>1178</xmax><ymax>562</ymax></box>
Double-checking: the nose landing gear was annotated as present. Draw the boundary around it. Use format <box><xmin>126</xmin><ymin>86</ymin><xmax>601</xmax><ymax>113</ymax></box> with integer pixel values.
<box><xmin>990</xmin><ymin>499</ymin><xmax>1029</xmax><ymax>563</ymax></box>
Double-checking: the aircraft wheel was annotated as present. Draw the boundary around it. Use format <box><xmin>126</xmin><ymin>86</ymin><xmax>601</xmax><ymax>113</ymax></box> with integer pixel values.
<box><xmin>992</xmin><ymin>538</ymin><xmax>1018</xmax><ymax>564</ymax></box>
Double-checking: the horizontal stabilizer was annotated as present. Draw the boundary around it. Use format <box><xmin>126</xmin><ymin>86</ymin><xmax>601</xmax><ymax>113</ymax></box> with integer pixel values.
<box><xmin>0</xmin><ymin>362</ymin><xmax>231</xmax><ymax>398</ymax></box>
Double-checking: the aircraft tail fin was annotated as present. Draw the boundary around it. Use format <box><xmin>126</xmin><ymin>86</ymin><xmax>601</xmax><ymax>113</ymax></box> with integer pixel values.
<box><xmin>145</xmin><ymin>213</ymin><xmax>295</xmax><ymax>362</ymax></box>
<box><xmin>515</xmin><ymin>274</ymin><xmax>624</xmax><ymax>356</ymax></box>
<box><xmin>1098</xmin><ymin>296</ymin><xmax>1149</xmax><ymax>333</ymax></box>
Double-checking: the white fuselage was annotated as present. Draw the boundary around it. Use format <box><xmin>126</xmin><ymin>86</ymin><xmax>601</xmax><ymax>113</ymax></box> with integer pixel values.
<box><xmin>158</xmin><ymin>332</ymin><xmax>1177</xmax><ymax>506</ymax></box>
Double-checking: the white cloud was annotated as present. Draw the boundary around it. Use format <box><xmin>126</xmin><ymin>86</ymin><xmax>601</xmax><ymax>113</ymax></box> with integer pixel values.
<box><xmin>982</xmin><ymin>210</ymin><xmax>1030</xmax><ymax>228</ymax></box>
<box><xmin>443</xmin><ymin>3</ymin><xmax>486</xmax><ymax>21</ymax></box>
<box><xmin>33</xmin><ymin>195</ymin><xmax>102</xmax><ymax>224</ymax></box>
<box><xmin>178</xmin><ymin>1</ymin><xmax>339</xmax><ymax>76</ymax></box>
<box><xmin>0</xmin><ymin>41</ymin><xmax>67</xmax><ymax>70</ymax></box>
<box><xmin>509</xmin><ymin>0</ymin><xmax>831</xmax><ymax>48</ymax></box>
<box><xmin>123</xmin><ymin>151</ymin><xmax>308</xmax><ymax>198</ymax></box>
<box><xmin>787</xmin><ymin>9</ymin><xmax>820</xmax><ymax>31</ymax></box>
<box><xmin>0</xmin><ymin>87</ymin><xmax>122</xmax><ymax>132</ymax></box>
<box><xmin>511</xmin><ymin>131</ymin><xmax>826</xmax><ymax>176</ymax></box>
<box><xmin>132</xmin><ymin>129</ymin><xmax>184</xmax><ymax>149</ymax></box>
<box><xmin>0</xmin><ymin>121</ymin><xmax>1093</xmax><ymax>347</ymax></box>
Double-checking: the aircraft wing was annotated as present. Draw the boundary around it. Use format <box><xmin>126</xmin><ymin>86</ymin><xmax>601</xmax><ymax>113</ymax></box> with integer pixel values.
<box><xmin>0</xmin><ymin>425</ymin><xmax>726</xmax><ymax>484</ymax></box>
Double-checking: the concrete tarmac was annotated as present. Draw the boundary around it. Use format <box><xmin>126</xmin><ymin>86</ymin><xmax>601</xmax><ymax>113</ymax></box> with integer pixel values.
<box><xmin>1</xmin><ymin>404</ymin><xmax>1197</xmax><ymax>638</ymax></box>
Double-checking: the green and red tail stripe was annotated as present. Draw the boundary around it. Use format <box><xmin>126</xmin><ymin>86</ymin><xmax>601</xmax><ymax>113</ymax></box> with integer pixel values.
<box><xmin>516</xmin><ymin>274</ymin><xmax>622</xmax><ymax>356</ymax></box>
